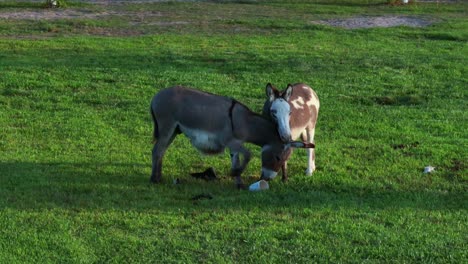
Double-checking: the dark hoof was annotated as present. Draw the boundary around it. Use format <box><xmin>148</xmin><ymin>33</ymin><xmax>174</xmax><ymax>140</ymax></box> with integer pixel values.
<box><xmin>237</xmin><ymin>183</ymin><xmax>247</xmax><ymax>190</ymax></box>
<box><xmin>150</xmin><ymin>177</ymin><xmax>161</xmax><ymax>184</ymax></box>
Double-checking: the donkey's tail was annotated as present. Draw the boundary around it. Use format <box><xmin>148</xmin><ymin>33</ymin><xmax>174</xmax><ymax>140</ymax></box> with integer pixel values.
<box><xmin>150</xmin><ymin>107</ymin><xmax>159</xmax><ymax>143</ymax></box>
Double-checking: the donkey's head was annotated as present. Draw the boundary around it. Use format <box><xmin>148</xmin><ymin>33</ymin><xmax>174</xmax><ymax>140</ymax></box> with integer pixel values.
<box><xmin>266</xmin><ymin>83</ymin><xmax>294</xmax><ymax>142</ymax></box>
<box><xmin>260</xmin><ymin>141</ymin><xmax>314</xmax><ymax>180</ymax></box>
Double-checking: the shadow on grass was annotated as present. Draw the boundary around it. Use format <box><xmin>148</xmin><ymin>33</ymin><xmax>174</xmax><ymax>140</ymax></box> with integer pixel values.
<box><xmin>1</xmin><ymin>161</ymin><xmax>465</xmax><ymax>212</ymax></box>
<box><xmin>2</xmin><ymin>48</ymin><xmax>337</xmax><ymax>82</ymax></box>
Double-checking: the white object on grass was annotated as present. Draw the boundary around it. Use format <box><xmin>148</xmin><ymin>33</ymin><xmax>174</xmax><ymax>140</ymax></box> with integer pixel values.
<box><xmin>423</xmin><ymin>166</ymin><xmax>435</xmax><ymax>174</ymax></box>
<box><xmin>249</xmin><ymin>180</ymin><xmax>269</xmax><ymax>191</ymax></box>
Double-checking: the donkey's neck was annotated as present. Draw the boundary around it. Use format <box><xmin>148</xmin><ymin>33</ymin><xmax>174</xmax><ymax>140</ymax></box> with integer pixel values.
<box><xmin>233</xmin><ymin>104</ymin><xmax>280</xmax><ymax>146</ymax></box>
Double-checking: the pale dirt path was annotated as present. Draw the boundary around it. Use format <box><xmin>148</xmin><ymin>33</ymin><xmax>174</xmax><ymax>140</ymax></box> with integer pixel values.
<box><xmin>2</xmin><ymin>0</ymin><xmax>459</xmax><ymax>28</ymax></box>
<box><xmin>313</xmin><ymin>16</ymin><xmax>434</xmax><ymax>29</ymax></box>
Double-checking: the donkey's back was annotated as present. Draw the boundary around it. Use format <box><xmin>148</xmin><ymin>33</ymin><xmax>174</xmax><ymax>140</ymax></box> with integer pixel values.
<box><xmin>151</xmin><ymin>86</ymin><xmax>233</xmax><ymax>133</ymax></box>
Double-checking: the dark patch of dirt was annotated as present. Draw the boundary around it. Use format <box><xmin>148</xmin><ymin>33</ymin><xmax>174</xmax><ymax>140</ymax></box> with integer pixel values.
<box><xmin>0</xmin><ymin>9</ymin><xmax>162</xmax><ymax>20</ymax></box>
<box><xmin>449</xmin><ymin>160</ymin><xmax>465</xmax><ymax>172</ymax></box>
<box><xmin>392</xmin><ymin>142</ymin><xmax>420</xmax><ymax>150</ymax></box>
<box><xmin>373</xmin><ymin>95</ymin><xmax>426</xmax><ymax>106</ymax></box>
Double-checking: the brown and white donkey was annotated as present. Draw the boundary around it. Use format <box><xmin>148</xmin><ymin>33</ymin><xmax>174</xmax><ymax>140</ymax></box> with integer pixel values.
<box><xmin>262</xmin><ymin>83</ymin><xmax>320</xmax><ymax>181</ymax></box>
<box><xmin>150</xmin><ymin>86</ymin><xmax>314</xmax><ymax>188</ymax></box>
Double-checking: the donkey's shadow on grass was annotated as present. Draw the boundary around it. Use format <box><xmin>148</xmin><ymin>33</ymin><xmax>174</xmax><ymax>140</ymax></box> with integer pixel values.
<box><xmin>0</xmin><ymin>162</ymin><xmax>464</xmax><ymax>212</ymax></box>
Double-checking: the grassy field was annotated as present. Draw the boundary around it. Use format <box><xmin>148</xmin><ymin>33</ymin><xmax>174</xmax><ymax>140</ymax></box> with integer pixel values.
<box><xmin>0</xmin><ymin>0</ymin><xmax>467</xmax><ymax>262</ymax></box>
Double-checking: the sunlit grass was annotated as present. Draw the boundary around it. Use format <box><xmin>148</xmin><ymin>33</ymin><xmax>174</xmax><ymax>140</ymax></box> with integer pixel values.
<box><xmin>0</xmin><ymin>0</ymin><xmax>467</xmax><ymax>262</ymax></box>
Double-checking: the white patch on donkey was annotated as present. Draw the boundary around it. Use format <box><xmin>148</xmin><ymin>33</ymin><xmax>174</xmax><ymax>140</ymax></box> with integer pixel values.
<box><xmin>291</xmin><ymin>97</ymin><xmax>305</xmax><ymax>109</ymax></box>
<box><xmin>179</xmin><ymin>125</ymin><xmax>224</xmax><ymax>154</ymax></box>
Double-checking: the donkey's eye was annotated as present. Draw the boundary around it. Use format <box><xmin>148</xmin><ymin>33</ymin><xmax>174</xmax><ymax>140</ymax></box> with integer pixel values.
<box><xmin>289</xmin><ymin>111</ymin><xmax>292</xmax><ymax>116</ymax></box>
<box><xmin>275</xmin><ymin>156</ymin><xmax>281</xmax><ymax>161</ymax></box>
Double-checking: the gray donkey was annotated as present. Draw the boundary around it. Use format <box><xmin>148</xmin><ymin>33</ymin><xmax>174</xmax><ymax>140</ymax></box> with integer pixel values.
<box><xmin>150</xmin><ymin>86</ymin><xmax>314</xmax><ymax>188</ymax></box>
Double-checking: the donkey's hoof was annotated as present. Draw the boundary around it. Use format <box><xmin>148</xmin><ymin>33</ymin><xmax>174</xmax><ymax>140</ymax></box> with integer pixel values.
<box><xmin>305</xmin><ymin>168</ymin><xmax>315</xmax><ymax>176</ymax></box>
<box><xmin>150</xmin><ymin>177</ymin><xmax>162</xmax><ymax>184</ymax></box>
<box><xmin>237</xmin><ymin>183</ymin><xmax>248</xmax><ymax>190</ymax></box>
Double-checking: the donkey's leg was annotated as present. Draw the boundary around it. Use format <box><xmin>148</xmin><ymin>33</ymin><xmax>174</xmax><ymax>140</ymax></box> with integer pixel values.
<box><xmin>281</xmin><ymin>146</ymin><xmax>294</xmax><ymax>182</ymax></box>
<box><xmin>303</xmin><ymin>125</ymin><xmax>316</xmax><ymax>176</ymax></box>
<box><xmin>230</xmin><ymin>151</ymin><xmax>246</xmax><ymax>189</ymax></box>
<box><xmin>281</xmin><ymin>162</ymin><xmax>288</xmax><ymax>182</ymax></box>
<box><xmin>230</xmin><ymin>151</ymin><xmax>241</xmax><ymax>172</ymax></box>
<box><xmin>150</xmin><ymin>124</ymin><xmax>178</xmax><ymax>183</ymax></box>
<box><xmin>228</xmin><ymin>141</ymin><xmax>251</xmax><ymax>189</ymax></box>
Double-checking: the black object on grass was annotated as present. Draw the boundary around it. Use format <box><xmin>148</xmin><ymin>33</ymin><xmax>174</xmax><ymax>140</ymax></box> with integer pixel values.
<box><xmin>191</xmin><ymin>194</ymin><xmax>213</xmax><ymax>201</ymax></box>
<box><xmin>190</xmin><ymin>167</ymin><xmax>218</xmax><ymax>181</ymax></box>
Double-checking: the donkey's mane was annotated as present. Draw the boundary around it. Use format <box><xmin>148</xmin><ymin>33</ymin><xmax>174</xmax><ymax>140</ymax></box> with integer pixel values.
<box><xmin>173</xmin><ymin>85</ymin><xmax>273</xmax><ymax>123</ymax></box>
<box><xmin>232</xmin><ymin>98</ymin><xmax>272</xmax><ymax>123</ymax></box>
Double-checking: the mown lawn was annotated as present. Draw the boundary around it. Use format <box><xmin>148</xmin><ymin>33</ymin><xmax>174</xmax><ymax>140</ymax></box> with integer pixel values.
<box><xmin>0</xmin><ymin>0</ymin><xmax>466</xmax><ymax>262</ymax></box>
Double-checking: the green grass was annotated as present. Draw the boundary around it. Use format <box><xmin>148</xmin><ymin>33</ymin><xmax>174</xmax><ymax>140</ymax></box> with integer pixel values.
<box><xmin>0</xmin><ymin>0</ymin><xmax>467</xmax><ymax>262</ymax></box>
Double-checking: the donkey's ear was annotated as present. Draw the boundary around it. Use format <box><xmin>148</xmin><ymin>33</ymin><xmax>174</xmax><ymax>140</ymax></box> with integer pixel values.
<box><xmin>283</xmin><ymin>84</ymin><xmax>293</xmax><ymax>101</ymax></box>
<box><xmin>287</xmin><ymin>141</ymin><xmax>315</xmax><ymax>149</ymax></box>
<box><xmin>266</xmin><ymin>83</ymin><xmax>277</xmax><ymax>102</ymax></box>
